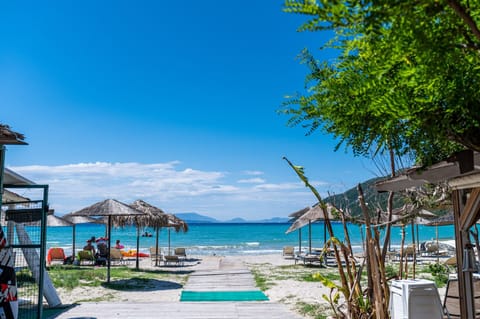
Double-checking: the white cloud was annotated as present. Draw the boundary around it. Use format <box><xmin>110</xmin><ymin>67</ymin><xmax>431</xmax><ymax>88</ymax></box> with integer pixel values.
<box><xmin>7</xmin><ymin>162</ymin><xmax>335</xmax><ymax>220</ymax></box>
<box><xmin>237</xmin><ymin>178</ymin><xmax>265</xmax><ymax>184</ymax></box>
<box><xmin>243</xmin><ymin>170</ymin><xmax>264</xmax><ymax>176</ymax></box>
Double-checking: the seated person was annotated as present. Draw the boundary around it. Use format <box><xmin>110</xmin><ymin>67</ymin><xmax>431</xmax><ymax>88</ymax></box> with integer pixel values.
<box><xmin>83</xmin><ymin>240</ymin><xmax>96</xmax><ymax>255</ymax></box>
<box><xmin>115</xmin><ymin>239</ymin><xmax>124</xmax><ymax>249</ymax></box>
<box><xmin>96</xmin><ymin>242</ymin><xmax>108</xmax><ymax>259</ymax></box>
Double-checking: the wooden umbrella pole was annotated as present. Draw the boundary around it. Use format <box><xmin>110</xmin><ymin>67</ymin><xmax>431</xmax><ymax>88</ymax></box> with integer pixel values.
<box><xmin>436</xmin><ymin>225</ymin><xmax>439</xmax><ymax>264</ymax></box>
<box><xmin>308</xmin><ymin>221</ymin><xmax>312</xmax><ymax>254</ymax></box>
<box><xmin>155</xmin><ymin>229</ymin><xmax>160</xmax><ymax>267</ymax></box>
<box><xmin>72</xmin><ymin>225</ymin><xmax>76</xmax><ymax>261</ymax></box>
<box><xmin>136</xmin><ymin>226</ymin><xmax>140</xmax><ymax>270</ymax></box>
<box><xmin>411</xmin><ymin>220</ymin><xmax>416</xmax><ymax>279</ymax></box>
<box><xmin>298</xmin><ymin>229</ymin><xmax>302</xmax><ymax>254</ymax></box>
<box><xmin>107</xmin><ymin>216</ymin><xmax>111</xmax><ymax>283</ymax></box>
<box><xmin>168</xmin><ymin>228</ymin><xmax>171</xmax><ymax>255</ymax></box>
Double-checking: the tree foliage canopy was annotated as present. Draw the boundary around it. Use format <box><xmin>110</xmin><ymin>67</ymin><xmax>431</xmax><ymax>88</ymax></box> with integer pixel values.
<box><xmin>281</xmin><ymin>0</ymin><xmax>480</xmax><ymax>165</ymax></box>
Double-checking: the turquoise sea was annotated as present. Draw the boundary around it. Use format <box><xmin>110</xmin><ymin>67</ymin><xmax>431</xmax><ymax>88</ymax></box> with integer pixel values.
<box><xmin>41</xmin><ymin>222</ymin><xmax>456</xmax><ymax>257</ymax></box>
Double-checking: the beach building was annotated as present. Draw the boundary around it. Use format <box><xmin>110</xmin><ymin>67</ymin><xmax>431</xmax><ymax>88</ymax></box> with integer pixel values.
<box><xmin>376</xmin><ymin>150</ymin><xmax>480</xmax><ymax>318</ymax></box>
<box><xmin>0</xmin><ymin>125</ymin><xmax>54</xmax><ymax>319</ymax></box>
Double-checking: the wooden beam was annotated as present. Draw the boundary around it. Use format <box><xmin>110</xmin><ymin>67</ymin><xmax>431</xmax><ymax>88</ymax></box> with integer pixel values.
<box><xmin>459</xmin><ymin>188</ymin><xmax>480</xmax><ymax>231</ymax></box>
<box><xmin>453</xmin><ymin>189</ymin><xmax>476</xmax><ymax>319</ymax></box>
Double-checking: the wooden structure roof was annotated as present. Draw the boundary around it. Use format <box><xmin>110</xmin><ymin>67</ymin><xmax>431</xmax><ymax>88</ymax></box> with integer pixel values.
<box><xmin>0</xmin><ymin>125</ymin><xmax>27</xmax><ymax>145</ymax></box>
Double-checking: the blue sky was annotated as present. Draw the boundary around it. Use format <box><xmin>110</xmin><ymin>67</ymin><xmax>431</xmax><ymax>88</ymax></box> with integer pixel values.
<box><xmin>1</xmin><ymin>1</ymin><xmax>378</xmax><ymax>220</ymax></box>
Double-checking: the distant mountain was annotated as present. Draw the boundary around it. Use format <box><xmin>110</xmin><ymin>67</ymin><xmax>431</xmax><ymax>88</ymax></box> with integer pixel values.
<box><xmin>225</xmin><ymin>217</ymin><xmax>247</xmax><ymax>223</ymax></box>
<box><xmin>256</xmin><ymin>217</ymin><xmax>290</xmax><ymax>223</ymax></box>
<box><xmin>223</xmin><ymin>217</ymin><xmax>290</xmax><ymax>223</ymax></box>
<box><xmin>175</xmin><ymin>212</ymin><xmax>291</xmax><ymax>224</ymax></box>
<box><xmin>175</xmin><ymin>212</ymin><xmax>219</xmax><ymax>223</ymax></box>
<box><xmin>323</xmin><ymin>176</ymin><xmax>404</xmax><ymax>217</ymax></box>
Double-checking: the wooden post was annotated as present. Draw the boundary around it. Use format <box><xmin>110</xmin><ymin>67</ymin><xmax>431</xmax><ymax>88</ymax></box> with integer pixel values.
<box><xmin>452</xmin><ymin>189</ymin><xmax>475</xmax><ymax>319</ymax></box>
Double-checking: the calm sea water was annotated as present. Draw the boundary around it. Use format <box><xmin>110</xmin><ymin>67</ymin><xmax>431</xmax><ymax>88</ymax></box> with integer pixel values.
<box><xmin>39</xmin><ymin>222</ymin><xmax>455</xmax><ymax>257</ymax></box>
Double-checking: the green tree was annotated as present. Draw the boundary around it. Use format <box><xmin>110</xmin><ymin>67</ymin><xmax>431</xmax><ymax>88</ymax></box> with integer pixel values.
<box><xmin>281</xmin><ymin>0</ymin><xmax>480</xmax><ymax>166</ymax></box>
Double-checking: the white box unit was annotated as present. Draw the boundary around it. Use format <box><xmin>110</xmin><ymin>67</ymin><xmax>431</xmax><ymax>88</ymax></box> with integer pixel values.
<box><xmin>389</xmin><ymin>279</ymin><xmax>443</xmax><ymax>319</ymax></box>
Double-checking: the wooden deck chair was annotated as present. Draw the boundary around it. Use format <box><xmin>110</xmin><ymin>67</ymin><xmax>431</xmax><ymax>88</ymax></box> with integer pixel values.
<box><xmin>164</xmin><ymin>255</ymin><xmax>183</xmax><ymax>266</ymax></box>
<box><xmin>47</xmin><ymin>247</ymin><xmax>66</xmax><ymax>265</ymax></box>
<box><xmin>174</xmin><ymin>247</ymin><xmax>187</xmax><ymax>259</ymax></box>
<box><xmin>149</xmin><ymin>247</ymin><xmax>162</xmax><ymax>266</ymax></box>
<box><xmin>443</xmin><ymin>276</ymin><xmax>480</xmax><ymax>318</ymax></box>
<box><xmin>282</xmin><ymin>246</ymin><xmax>295</xmax><ymax>258</ymax></box>
<box><xmin>109</xmin><ymin>248</ymin><xmax>125</xmax><ymax>265</ymax></box>
<box><xmin>78</xmin><ymin>250</ymin><xmax>95</xmax><ymax>265</ymax></box>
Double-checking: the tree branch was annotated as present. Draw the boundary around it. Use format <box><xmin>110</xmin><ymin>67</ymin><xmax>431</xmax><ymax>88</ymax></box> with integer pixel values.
<box><xmin>447</xmin><ymin>0</ymin><xmax>480</xmax><ymax>43</ymax></box>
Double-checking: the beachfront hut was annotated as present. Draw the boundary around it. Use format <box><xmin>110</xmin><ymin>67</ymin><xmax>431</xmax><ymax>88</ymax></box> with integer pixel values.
<box><xmin>69</xmin><ymin>199</ymin><xmax>145</xmax><ymax>283</ymax></box>
<box><xmin>375</xmin><ymin>150</ymin><xmax>480</xmax><ymax>319</ymax></box>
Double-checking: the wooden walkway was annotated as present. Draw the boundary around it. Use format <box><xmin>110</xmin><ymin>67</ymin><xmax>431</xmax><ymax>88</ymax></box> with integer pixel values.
<box><xmin>51</xmin><ymin>257</ymin><xmax>303</xmax><ymax>319</ymax></box>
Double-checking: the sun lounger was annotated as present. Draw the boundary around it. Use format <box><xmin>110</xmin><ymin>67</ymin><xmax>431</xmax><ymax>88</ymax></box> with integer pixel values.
<box><xmin>47</xmin><ymin>247</ymin><xmax>66</xmax><ymax>265</ymax></box>
<box><xmin>443</xmin><ymin>275</ymin><xmax>480</xmax><ymax>318</ymax></box>
<box><xmin>295</xmin><ymin>253</ymin><xmax>324</xmax><ymax>266</ymax></box>
<box><xmin>78</xmin><ymin>250</ymin><xmax>95</xmax><ymax>265</ymax></box>
<box><xmin>174</xmin><ymin>247</ymin><xmax>187</xmax><ymax>260</ymax></box>
<box><xmin>282</xmin><ymin>246</ymin><xmax>295</xmax><ymax>258</ymax></box>
<box><xmin>109</xmin><ymin>248</ymin><xmax>126</xmax><ymax>265</ymax></box>
<box><xmin>163</xmin><ymin>255</ymin><xmax>183</xmax><ymax>266</ymax></box>
<box><xmin>149</xmin><ymin>247</ymin><xmax>163</xmax><ymax>266</ymax></box>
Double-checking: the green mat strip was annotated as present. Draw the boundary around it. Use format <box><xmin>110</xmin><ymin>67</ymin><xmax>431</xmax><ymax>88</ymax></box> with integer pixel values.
<box><xmin>180</xmin><ymin>290</ymin><xmax>269</xmax><ymax>302</ymax></box>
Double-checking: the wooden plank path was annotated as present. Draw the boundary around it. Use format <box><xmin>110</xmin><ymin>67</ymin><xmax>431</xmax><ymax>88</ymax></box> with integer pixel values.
<box><xmin>51</xmin><ymin>256</ymin><xmax>304</xmax><ymax>318</ymax></box>
<box><xmin>184</xmin><ymin>257</ymin><xmax>257</xmax><ymax>291</ymax></box>
<box><xmin>51</xmin><ymin>302</ymin><xmax>303</xmax><ymax>318</ymax></box>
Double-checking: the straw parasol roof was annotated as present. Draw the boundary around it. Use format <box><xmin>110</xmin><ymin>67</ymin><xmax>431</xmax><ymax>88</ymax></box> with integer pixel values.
<box><xmin>70</xmin><ymin>199</ymin><xmax>144</xmax><ymax>218</ymax></box>
<box><xmin>111</xmin><ymin>199</ymin><xmax>170</xmax><ymax>229</ymax></box>
<box><xmin>24</xmin><ymin>211</ymin><xmax>73</xmax><ymax>227</ymax></box>
<box><xmin>110</xmin><ymin>200</ymin><xmax>188</xmax><ymax>232</ymax></box>
<box><xmin>165</xmin><ymin>213</ymin><xmax>189</xmax><ymax>233</ymax></box>
<box><xmin>288</xmin><ymin>207</ymin><xmax>310</xmax><ymax>221</ymax></box>
<box><xmin>62</xmin><ymin>213</ymin><xmax>102</xmax><ymax>225</ymax></box>
<box><xmin>285</xmin><ymin>203</ymin><xmax>347</xmax><ymax>234</ymax></box>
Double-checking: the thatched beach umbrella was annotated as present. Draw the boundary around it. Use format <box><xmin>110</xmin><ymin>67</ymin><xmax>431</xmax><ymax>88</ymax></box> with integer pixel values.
<box><xmin>113</xmin><ymin>200</ymin><xmax>170</xmax><ymax>269</ymax></box>
<box><xmin>69</xmin><ymin>199</ymin><xmax>144</xmax><ymax>283</ymax></box>
<box><xmin>286</xmin><ymin>203</ymin><xmax>342</xmax><ymax>254</ymax></box>
<box><xmin>288</xmin><ymin>207</ymin><xmax>309</xmax><ymax>254</ymax></box>
<box><xmin>112</xmin><ymin>200</ymin><xmax>188</xmax><ymax>267</ymax></box>
<box><xmin>25</xmin><ymin>210</ymin><xmax>72</xmax><ymax>227</ymax></box>
<box><xmin>164</xmin><ymin>213</ymin><xmax>188</xmax><ymax>256</ymax></box>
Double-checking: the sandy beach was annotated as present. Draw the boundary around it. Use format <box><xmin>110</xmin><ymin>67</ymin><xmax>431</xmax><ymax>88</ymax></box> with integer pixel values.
<box><xmin>54</xmin><ymin>253</ymin><xmax>332</xmax><ymax>318</ymax></box>
<box><xmin>52</xmin><ymin>252</ymin><xmax>452</xmax><ymax>318</ymax></box>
